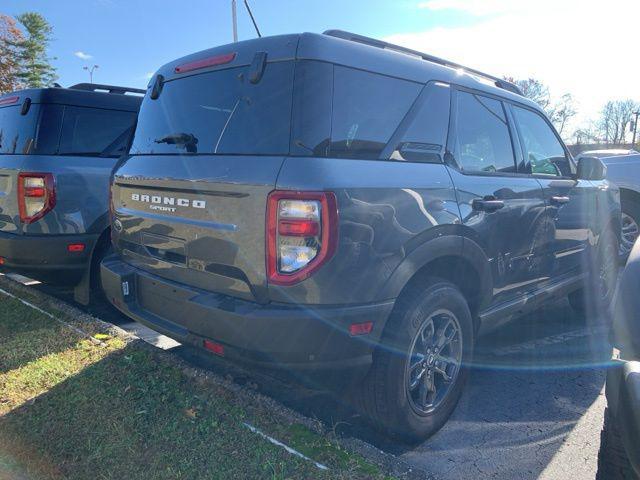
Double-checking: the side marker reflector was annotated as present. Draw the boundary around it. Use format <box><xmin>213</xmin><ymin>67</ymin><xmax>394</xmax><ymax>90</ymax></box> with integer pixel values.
<box><xmin>203</xmin><ymin>339</ymin><xmax>225</xmax><ymax>356</ymax></box>
<box><xmin>349</xmin><ymin>321</ymin><xmax>374</xmax><ymax>336</ymax></box>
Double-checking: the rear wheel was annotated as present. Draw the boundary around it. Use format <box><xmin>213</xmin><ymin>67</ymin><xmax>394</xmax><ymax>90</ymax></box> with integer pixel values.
<box><xmin>569</xmin><ymin>228</ymin><xmax>619</xmax><ymax>321</ymax></box>
<box><xmin>597</xmin><ymin>408</ymin><xmax>639</xmax><ymax>480</ymax></box>
<box><xmin>354</xmin><ymin>279</ymin><xmax>474</xmax><ymax>442</ymax></box>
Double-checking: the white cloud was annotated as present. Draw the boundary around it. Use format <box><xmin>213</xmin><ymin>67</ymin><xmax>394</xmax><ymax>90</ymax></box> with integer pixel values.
<box><xmin>74</xmin><ymin>51</ymin><xmax>93</xmax><ymax>60</ymax></box>
<box><xmin>392</xmin><ymin>1</ymin><xmax>640</xmax><ymax>138</ymax></box>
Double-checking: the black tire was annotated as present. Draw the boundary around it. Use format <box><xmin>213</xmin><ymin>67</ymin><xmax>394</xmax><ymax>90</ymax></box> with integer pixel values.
<box><xmin>620</xmin><ymin>196</ymin><xmax>640</xmax><ymax>259</ymax></box>
<box><xmin>353</xmin><ymin>278</ymin><xmax>474</xmax><ymax>443</ymax></box>
<box><xmin>597</xmin><ymin>408</ymin><xmax>639</xmax><ymax>480</ymax></box>
<box><xmin>89</xmin><ymin>233</ymin><xmax>113</xmax><ymax>299</ymax></box>
<box><xmin>569</xmin><ymin>228</ymin><xmax>619</xmax><ymax>321</ymax></box>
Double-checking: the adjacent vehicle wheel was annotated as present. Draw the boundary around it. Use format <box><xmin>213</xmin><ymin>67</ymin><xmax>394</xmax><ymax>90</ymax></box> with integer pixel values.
<box><xmin>597</xmin><ymin>408</ymin><xmax>639</xmax><ymax>480</ymax></box>
<box><xmin>569</xmin><ymin>228</ymin><xmax>619</xmax><ymax>321</ymax></box>
<box><xmin>620</xmin><ymin>197</ymin><xmax>640</xmax><ymax>259</ymax></box>
<box><xmin>355</xmin><ymin>279</ymin><xmax>474</xmax><ymax>442</ymax></box>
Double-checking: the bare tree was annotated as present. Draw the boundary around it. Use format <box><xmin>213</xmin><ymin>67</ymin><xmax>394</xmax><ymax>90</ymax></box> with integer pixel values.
<box><xmin>504</xmin><ymin>77</ymin><xmax>551</xmax><ymax>112</ymax></box>
<box><xmin>548</xmin><ymin>93</ymin><xmax>577</xmax><ymax>136</ymax></box>
<box><xmin>597</xmin><ymin>99</ymin><xmax>639</xmax><ymax>144</ymax></box>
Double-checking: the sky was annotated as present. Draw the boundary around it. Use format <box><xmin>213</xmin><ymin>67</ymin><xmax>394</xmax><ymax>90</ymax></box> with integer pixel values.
<box><xmin>3</xmin><ymin>0</ymin><xmax>639</xmax><ymax>139</ymax></box>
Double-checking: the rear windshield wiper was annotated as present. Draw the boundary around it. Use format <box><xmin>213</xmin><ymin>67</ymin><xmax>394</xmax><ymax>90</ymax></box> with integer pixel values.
<box><xmin>155</xmin><ymin>133</ymin><xmax>199</xmax><ymax>153</ymax></box>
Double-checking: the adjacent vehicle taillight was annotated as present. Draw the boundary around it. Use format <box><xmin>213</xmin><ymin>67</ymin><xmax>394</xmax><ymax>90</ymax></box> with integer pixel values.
<box><xmin>18</xmin><ymin>172</ymin><xmax>56</xmax><ymax>224</ymax></box>
<box><xmin>266</xmin><ymin>191</ymin><xmax>338</xmax><ymax>286</ymax></box>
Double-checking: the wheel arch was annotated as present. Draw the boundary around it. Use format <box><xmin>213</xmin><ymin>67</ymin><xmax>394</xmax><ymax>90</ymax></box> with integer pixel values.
<box><xmin>380</xmin><ymin>233</ymin><xmax>493</xmax><ymax>329</ymax></box>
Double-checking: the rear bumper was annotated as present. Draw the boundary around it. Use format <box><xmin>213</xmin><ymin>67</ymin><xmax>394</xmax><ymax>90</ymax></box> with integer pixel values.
<box><xmin>101</xmin><ymin>256</ymin><xmax>395</xmax><ymax>387</ymax></box>
<box><xmin>0</xmin><ymin>230</ymin><xmax>98</xmax><ymax>285</ymax></box>
<box><xmin>606</xmin><ymin>359</ymin><xmax>640</xmax><ymax>475</ymax></box>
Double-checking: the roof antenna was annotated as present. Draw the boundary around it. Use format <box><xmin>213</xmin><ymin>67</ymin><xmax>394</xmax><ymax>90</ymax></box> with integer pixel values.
<box><xmin>243</xmin><ymin>0</ymin><xmax>262</xmax><ymax>37</ymax></box>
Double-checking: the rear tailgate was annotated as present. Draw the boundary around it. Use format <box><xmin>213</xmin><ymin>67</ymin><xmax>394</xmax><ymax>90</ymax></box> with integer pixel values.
<box><xmin>0</xmin><ymin>156</ymin><xmax>24</xmax><ymax>233</ymax></box>
<box><xmin>113</xmin><ymin>155</ymin><xmax>284</xmax><ymax>304</ymax></box>
<box><xmin>112</xmin><ymin>35</ymin><xmax>299</xmax><ymax>303</ymax></box>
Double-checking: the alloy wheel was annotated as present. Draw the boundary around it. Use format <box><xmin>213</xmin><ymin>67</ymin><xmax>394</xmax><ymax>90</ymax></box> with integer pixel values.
<box><xmin>405</xmin><ymin>309</ymin><xmax>463</xmax><ymax>415</ymax></box>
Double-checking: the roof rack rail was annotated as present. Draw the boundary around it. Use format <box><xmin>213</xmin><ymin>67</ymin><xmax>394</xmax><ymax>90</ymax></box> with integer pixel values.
<box><xmin>68</xmin><ymin>83</ymin><xmax>146</xmax><ymax>95</ymax></box>
<box><xmin>323</xmin><ymin>29</ymin><xmax>523</xmax><ymax>96</ymax></box>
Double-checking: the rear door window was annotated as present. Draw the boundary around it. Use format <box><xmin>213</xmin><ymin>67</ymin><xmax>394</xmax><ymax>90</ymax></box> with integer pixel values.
<box><xmin>388</xmin><ymin>82</ymin><xmax>451</xmax><ymax>162</ymax></box>
<box><xmin>453</xmin><ymin>91</ymin><xmax>516</xmax><ymax>173</ymax></box>
<box><xmin>58</xmin><ymin>106</ymin><xmax>136</xmax><ymax>157</ymax></box>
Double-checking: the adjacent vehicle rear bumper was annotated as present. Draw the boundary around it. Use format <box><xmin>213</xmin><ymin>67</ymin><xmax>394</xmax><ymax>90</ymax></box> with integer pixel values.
<box><xmin>100</xmin><ymin>256</ymin><xmax>395</xmax><ymax>387</ymax></box>
<box><xmin>0</xmin><ymin>230</ymin><xmax>98</xmax><ymax>285</ymax></box>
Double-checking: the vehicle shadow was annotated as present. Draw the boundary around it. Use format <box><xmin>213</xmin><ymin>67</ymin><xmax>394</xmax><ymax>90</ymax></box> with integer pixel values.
<box><xmin>177</xmin><ymin>298</ymin><xmax>612</xmax><ymax>480</ymax></box>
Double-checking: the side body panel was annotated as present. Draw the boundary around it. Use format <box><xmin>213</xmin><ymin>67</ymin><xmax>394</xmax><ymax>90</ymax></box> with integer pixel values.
<box><xmin>19</xmin><ymin>155</ymin><xmax>117</xmax><ymax>235</ymax></box>
<box><xmin>447</xmin><ymin>168</ymin><xmax>549</xmax><ymax>304</ymax></box>
<box><xmin>272</xmin><ymin>157</ymin><xmax>461</xmax><ymax>304</ymax></box>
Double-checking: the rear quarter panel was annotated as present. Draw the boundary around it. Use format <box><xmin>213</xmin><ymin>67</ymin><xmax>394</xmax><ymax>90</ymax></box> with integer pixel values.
<box><xmin>19</xmin><ymin>155</ymin><xmax>116</xmax><ymax>235</ymax></box>
<box><xmin>272</xmin><ymin>157</ymin><xmax>461</xmax><ymax>304</ymax></box>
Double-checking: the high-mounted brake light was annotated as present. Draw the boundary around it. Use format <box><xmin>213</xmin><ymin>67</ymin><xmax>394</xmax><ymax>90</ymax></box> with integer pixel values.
<box><xmin>0</xmin><ymin>96</ymin><xmax>19</xmax><ymax>106</ymax></box>
<box><xmin>174</xmin><ymin>52</ymin><xmax>236</xmax><ymax>74</ymax></box>
<box><xmin>18</xmin><ymin>173</ymin><xmax>56</xmax><ymax>224</ymax></box>
<box><xmin>266</xmin><ymin>191</ymin><xmax>338</xmax><ymax>286</ymax></box>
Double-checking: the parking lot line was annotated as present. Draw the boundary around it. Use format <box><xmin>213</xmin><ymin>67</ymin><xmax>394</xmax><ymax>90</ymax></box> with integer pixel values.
<box><xmin>242</xmin><ymin>422</ymin><xmax>329</xmax><ymax>471</ymax></box>
<box><xmin>0</xmin><ymin>286</ymin><xmax>104</xmax><ymax>345</ymax></box>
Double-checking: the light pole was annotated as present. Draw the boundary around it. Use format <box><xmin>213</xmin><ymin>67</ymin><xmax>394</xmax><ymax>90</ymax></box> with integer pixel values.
<box><xmin>632</xmin><ymin>111</ymin><xmax>640</xmax><ymax>147</ymax></box>
<box><xmin>83</xmin><ymin>64</ymin><xmax>99</xmax><ymax>83</ymax></box>
<box><xmin>231</xmin><ymin>0</ymin><xmax>238</xmax><ymax>42</ymax></box>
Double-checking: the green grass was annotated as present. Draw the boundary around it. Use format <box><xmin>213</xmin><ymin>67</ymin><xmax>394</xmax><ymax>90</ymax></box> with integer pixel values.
<box><xmin>0</xmin><ymin>291</ymin><xmax>388</xmax><ymax>480</ymax></box>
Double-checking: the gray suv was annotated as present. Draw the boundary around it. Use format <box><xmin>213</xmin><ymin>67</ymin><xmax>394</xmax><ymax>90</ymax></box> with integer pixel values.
<box><xmin>101</xmin><ymin>31</ymin><xmax>621</xmax><ymax>440</ymax></box>
<box><xmin>0</xmin><ymin>83</ymin><xmax>142</xmax><ymax>303</ymax></box>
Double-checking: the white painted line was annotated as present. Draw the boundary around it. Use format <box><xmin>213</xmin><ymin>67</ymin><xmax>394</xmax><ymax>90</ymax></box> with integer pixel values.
<box><xmin>242</xmin><ymin>422</ymin><xmax>329</xmax><ymax>471</ymax></box>
<box><xmin>0</xmin><ymin>287</ymin><xmax>103</xmax><ymax>345</ymax></box>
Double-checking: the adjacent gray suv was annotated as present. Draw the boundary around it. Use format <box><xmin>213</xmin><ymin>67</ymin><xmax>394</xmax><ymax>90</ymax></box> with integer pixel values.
<box><xmin>0</xmin><ymin>83</ymin><xmax>142</xmax><ymax>303</ymax></box>
<box><xmin>101</xmin><ymin>31</ymin><xmax>621</xmax><ymax>440</ymax></box>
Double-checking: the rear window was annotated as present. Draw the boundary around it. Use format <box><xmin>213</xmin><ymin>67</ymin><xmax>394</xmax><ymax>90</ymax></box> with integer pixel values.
<box><xmin>0</xmin><ymin>103</ymin><xmax>135</xmax><ymax>157</ymax></box>
<box><xmin>130</xmin><ymin>61</ymin><xmax>295</xmax><ymax>155</ymax></box>
<box><xmin>291</xmin><ymin>62</ymin><xmax>422</xmax><ymax>159</ymax></box>
<box><xmin>0</xmin><ymin>105</ymin><xmax>38</xmax><ymax>154</ymax></box>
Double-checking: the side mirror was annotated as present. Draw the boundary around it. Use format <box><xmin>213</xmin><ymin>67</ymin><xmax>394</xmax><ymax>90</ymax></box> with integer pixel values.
<box><xmin>576</xmin><ymin>156</ymin><xmax>607</xmax><ymax>181</ymax></box>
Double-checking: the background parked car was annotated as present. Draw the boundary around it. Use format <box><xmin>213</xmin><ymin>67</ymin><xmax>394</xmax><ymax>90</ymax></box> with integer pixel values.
<box><xmin>576</xmin><ymin>150</ymin><xmax>640</xmax><ymax>257</ymax></box>
<box><xmin>0</xmin><ymin>83</ymin><xmax>142</xmax><ymax>303</ymax></box>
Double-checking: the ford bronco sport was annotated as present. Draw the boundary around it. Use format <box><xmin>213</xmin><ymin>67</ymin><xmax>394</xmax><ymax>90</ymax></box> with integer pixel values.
<box><xmin>101</xmin><ymin>31</ymin><xmax>621</xmax><ymax>440</ymax></box>
<box><xmin>0</xmin><ymin>83</ymin><xmax>142</xmax><ymax>303</ymax></box>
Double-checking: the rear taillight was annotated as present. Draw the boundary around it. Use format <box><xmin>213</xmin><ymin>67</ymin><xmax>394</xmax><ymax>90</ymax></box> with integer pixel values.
<box><xmin>266</xmin><ymin>191</ymin><xmax>338</xmax><ymax>286</ymax></box>
<box><xmin>18</xmin><ymin>173</ymin><xmax>56</xmax><ymax>224</ymax></box>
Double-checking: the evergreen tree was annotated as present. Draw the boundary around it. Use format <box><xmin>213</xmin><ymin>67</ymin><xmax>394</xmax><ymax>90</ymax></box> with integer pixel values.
<box><xmin>10</xmin><ymin>12</ymin><xmax>57</xmax><ymax>88</ymax></box>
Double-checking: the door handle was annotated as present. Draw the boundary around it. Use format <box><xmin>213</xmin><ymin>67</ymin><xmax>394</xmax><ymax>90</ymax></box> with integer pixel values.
<box><xmin>472</xmin><ymin>198</ymin><xmax>505</xmax><ymax>212</ymax></box>
<box><xmin>550</xmin><ymin>195</ymin><xmax>570</xmax><ymax>205</ymax></box>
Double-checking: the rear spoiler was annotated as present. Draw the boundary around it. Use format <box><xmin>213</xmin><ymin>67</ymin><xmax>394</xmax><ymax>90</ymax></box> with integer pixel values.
<box><xmin>69</xmin><ymin>83</ymin><xmax>146</xmax><ymax>95</ymax></box>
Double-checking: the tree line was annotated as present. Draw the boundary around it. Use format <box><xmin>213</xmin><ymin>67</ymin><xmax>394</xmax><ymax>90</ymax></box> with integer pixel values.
<box><xmin>505</xmin><ymin>77</ymin><xmax>639</xmax><ymax>146</ymax></box>
<box><xmin>0</xmin><ymin>12</ymin><xmax>57</xmax><ymax>94</ymax></box>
